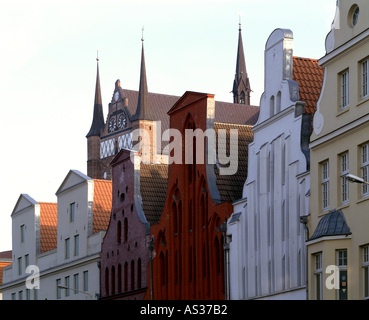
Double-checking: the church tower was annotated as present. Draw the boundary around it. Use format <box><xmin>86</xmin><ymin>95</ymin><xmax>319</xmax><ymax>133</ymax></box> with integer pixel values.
<box><xmin>232</xmin><ymin>22</ymin><xmax>251</xmax><ymax>105</ymax></box>
<box><xmin>86</xmin><ymin>57</ymin><xmax>105</xmax><ymax>179</ymax></box>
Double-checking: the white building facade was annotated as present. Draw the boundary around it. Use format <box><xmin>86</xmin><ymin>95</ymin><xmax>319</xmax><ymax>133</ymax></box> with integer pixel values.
<box><xmin>1</xmin><ymin>170</ymin><xmax>111</xmax><ymax>300</ymax></box>
<box><xmin>227</xmin><ymin>29</ymin><xmax>314</xmax><ymax>300</ymax></box>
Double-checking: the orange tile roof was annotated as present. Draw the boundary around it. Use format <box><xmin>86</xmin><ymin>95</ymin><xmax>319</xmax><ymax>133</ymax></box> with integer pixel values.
<box><xmin>92</xmin><ymin>179</ymin><xmax>112</xmax><ymax>233</ymax></box>
<box><xmin>39</xmin><ymin>202</ymin><xmax>58</xmax><ymax>253</ymax></box>
<box><xmin>293</xmin><ymin>56</ymin><xmax>324</xmax><ymax>116</ymax></box>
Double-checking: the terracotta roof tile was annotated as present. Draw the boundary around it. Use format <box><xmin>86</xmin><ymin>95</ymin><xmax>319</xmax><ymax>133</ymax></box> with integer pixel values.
<box><xmin>293</xmin><ymin>56</ymin><xmax>324</xmax><ymax>116</ymax></box>
<box><xmin>92</xmin><ymin>179</ymin><xmax>112</xmax><ymax>233</ymax></box>
<box><xmin>39</xmin><ymin>202</ymin><xmax>58</xmax><ymax>253</ymax></box>
<box><xmin>140</xmin><ymin>164</ymin><xmax>169</xmax><ymax>225</ymax></box>
<box><xmin>0</xmin><ymin>250</ymin><xmax>12</xmax><ymax>260</ymax></box>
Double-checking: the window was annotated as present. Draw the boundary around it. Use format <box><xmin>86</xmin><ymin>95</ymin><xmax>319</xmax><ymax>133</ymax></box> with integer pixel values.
<box><xmin>74</xmin><ymin>234</ymin><xmax>79</xmax><ymax>256</ymax></box>
<box><xmin>82</xmin><ymin>271</ymin><xmax>88</xmax><ymax>293</ymax></box>
<box><xmin>70</xmin><ymin>202</ymin><xmax>75</xmax><ymax>222</ymax></box>
<box><xmin>20</xmin><ymin>224</ymin><xmax>25</xmax><ymax>243</ymax></box>
<box><xmin>117</xmin><ymin>220</ymin><xmax>122</xmax><ymax>244</ymax></box>
<box><xmin>315</xmin><ymin>253</ymin><xmax>323</xmax><ymax>300</ymax></box>
<box><xmin>18</xmin><ymin>257</ymin><xmax>22</xmax><ymax>275</ymax></box>
<box><xmin>361</xmin><ymin>143</ymin><xmax>369</xmax><ymax>196</ymax></box>
<box><xmin>18</xmin><ymin>291</ymin><xmax>23</xmax><ymax>300</ymax></box>
<box><xmin>340</xmin><ymin>152</ymin><xmax>349</xmax><ymax>204</ymax></box>
<box><xmin>56</xmin><ymin>279</ymin><xmax>61</xmax><ymax>299</ymax></box>
<box><xmin>363</xmin><ymin>246</ymin><xmax>369</xmax><ymax>299</ymax></box>
<box><xmin>74</xmin><ymin>273</ymin><xmax>79</xmax><ymax>294</ymax></box>
<box><xmin>65</xmin><ymin>238</ymin><xmax>70</xmax><ymax>259</ymax></box>
<box><xmin>362</xmin><ymin>60</ymin><xmax>369</xmax><ymax>99</ymax></box>
<box><xmin>25</xmin><ymin>254</ymin><xmax>29</xmax><ymax>269</ymax></box>
<box><xmin>321</xmin><ymin>161</ymin><xmax>329</xmax><ymax>211</ymax></box>
<box><xmin>65</xmin><ymin>276</ymin><xmax>70</xmax><ymax>297</ymax></box>
<box><xmin>26</xmin><ymin>289</ymin><xmax>31</xmax><ymax>300</ymax></box>
<box><xmin>340</xmin><ymin>71</ymin><xmax>349</xmax><ymax>110</ymax></box>
<box><xmin>337</xmin><ymin>250</ymin><xmax>348</xmax><ymax>300</ymax></box>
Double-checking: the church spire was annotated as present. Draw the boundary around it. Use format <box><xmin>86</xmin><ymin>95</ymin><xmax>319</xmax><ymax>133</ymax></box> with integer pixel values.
<box><xmin>133</xmin><ymin>31</ymin><xmax>152</xmax><ymax>121</ymax></box>
<box><xmin>232</xmin><ymin>22</ymin><xmax>251</xmax><ymax>105</ymax></box>
<box><xmin>86</xmin><ymin>55</ymin><xmax>105</xmax><ymax>137</ymax></box>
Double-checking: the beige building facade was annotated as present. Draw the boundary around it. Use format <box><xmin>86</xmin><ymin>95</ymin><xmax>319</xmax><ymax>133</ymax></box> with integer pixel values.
<box><xmin>308</xmin><ymin>0</ymin><xmax>369</xmax><ymax>300</ymax></box>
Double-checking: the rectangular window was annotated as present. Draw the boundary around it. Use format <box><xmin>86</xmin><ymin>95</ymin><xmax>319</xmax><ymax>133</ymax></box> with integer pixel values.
<box><xmin>341</xmin><ymin>71</ymin><xmax>349</xmax><ymax>110</ymax></box>
<box><xmin>25</xmin><ymin>254</ymin><xmax>29</xmax><ymax>269</ymax></box>
<box><xmin>337</xmin><ymin>250</ymin><xmax>348</xmax><ymax>300</ymax></box>
<box><xmin>361</xmin><ymin>144</ymin><xmax>369</xmax><ymax>196</ymax></box>
<box><xmin>321</xmin><ymin>161</ymin><xmax>329</xmax><ymax>211</ymax></box>
<box><xmin>363</xmin><ymin>246</ymin><xmax>369</xmax><ymax>299</ymax></box>
<box><xmin>18</xmin><ymin>257</ymin><xmax>22</xmax><ymax>276</ymax></box>
<box><xmin>26</xmin><ymin>289</ymin><xmax>31</xmax><ymax>300</ymax></box>
<box><xmin>74</xmin><ymin>273</ymin><xmax>79</xmax><ymax>294</ymax></box>
<box><xmin>11</xmin><ymin>293</ymin><xmax>16</xmax><ymax>300</ymax></box>
<box><xmin>340</xmin><ymin>153</ymin><xmax>349</xmax><ymax>204</ymax></box>
<box><xmin>20</xmin><ymin>224</ymin><xmax>25</xmax><ymax>243</ymax></box>
<box><xmin>362</xmin><ymin>60</ymin><xmax>369</xmax><ymax>99</ymax></box>
<box><xmin>70</xmin><ymin>202</ymin><xmax>75</xmax><ymax>222</ymax></box>
<box><xmin>83</xmin><ymin>271</ymin><xmax>88</xmax><ymax>292</ymax></box>
<box><xmin>18</xmin><ymin>291</ymin><xmax>23</xmax><ymax>300</ymax></box>
<box><xmin>65</xmin><ymin>276</ymin><xmax>70</xmax><ymax>297</ymax></box>
<box><xmin>56</xmin><ymin>279</ymin><xmax>61</xmax><ymax>299</ymax></box>
<box><xmin>74</xmin><ymin>234</ymin><xmax>79</xmax><ymax>256</ymax></box>
<box><xmin>65</xmin><ymin>238</ymin><xmax>70</xmax><ymax>259</ymax></box>
<box><xmin>315</xmin><ymin>253</ymin><xmax>323</xmax><ymax>300</ymax></box>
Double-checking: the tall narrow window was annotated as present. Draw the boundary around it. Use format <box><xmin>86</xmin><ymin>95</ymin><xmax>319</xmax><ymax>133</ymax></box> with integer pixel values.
<box><xmin>117</xmin><ymin>264</ymin><xmax>122</xmax><ymax>293</ymax></box>
<box><xmin>83</xmin><ymin>271</ymin><xmax>88</xmax><ymax>292</ymax></box>
<box><xmin>73</xmin><ymin>273</ymin><xmax>79</xmax><ymax>295</ymax></box>
<box><xmin>340</xmin><ymin>152</ymin><xmax>349</xmax><ymax>204</ymax></box>
<box><xmin>341</xmin><ymin>71</ymin><xmax>349</xmax><ymax>110</ymax></box>
<box><xmin>18</xmin><ymin>257</ymin><xmax>22</xmax><ymax>275</ymax></box>
<box><xmin>70</xmin><ymin>202</ymin><xmax>75</xmax><ymax>223</ymax></box>
<box><xmin>111</xmin><ymin>265</ymin><xmax>115</xmax><ymax>295</ymax></box>
<box><xmin>362</xmin><ymin>60</ymin><xmax>369</xmax><ymax>99</ymax></box>
<box><xmin>240</xmin><ymin>91</ymin><xmax>245</xmax><ymax>104</ymax></box>
<box><xmin>321</xmin><ymin>161</ymin><xmax>329</xmax><ymax>211</ymax></box>
<box><xmin>65</xmin><ymin>276</ymin><xmax>70</xmax><ymax>297</ymax></box>
<box><xmin>270</xmin><ymin>96</ymin><xmax>275</xmax><ymax>117</ymax></box>
<box><xmin>315</xmin><ymin>253</ymin><xmax>323</xmax><ymax>300</ymax></box>
<box><xmin>337</xmin><ymin>250</ymin><xmax>348</xmax><ymax>300</ymax></box>
<box><xmin>20</xmin><ymin>224</ymin><xmax>25</xmax><ymax>243</ymax></box>
<box><xmin>363</xmin><ymin>245</ymin><xmax>369</xmax><ymax>299</ymax></box>
<box><xmin>117</xmin><ymin>220</ymin><xmax>122</xmax><ymax>244</ymax></box>
<box><xmin>56</xmin><ymin>279</ymin><xmax>61</xmax><ymax>299</ymax></box>
<box><xmin>137</xmin><ymin>258</ymin><xmax>142</xmax><ymax>289</ymax></box>
<box><xmin>124</xmin><ymin>218</ymin><xmax>128</xmax><ymax>242</ymax></box>
<box><xmin>361</xmin><ymin>143</ymin><xmax>369</xmax><ymax>196</ymax></box>
<box><xmin>65</xmin><ymin>238</ymin><xmax>70</xmax><ymax>259</ymax></box>
<box><xmin>74</xmin><ymin>234</ymin><xmax>79</xmax><ymax>256</ymax></box>
<box><xmin>131</xmin><ymin>260</ymin><xmax>135</xmax><ymax>291</ymax></box>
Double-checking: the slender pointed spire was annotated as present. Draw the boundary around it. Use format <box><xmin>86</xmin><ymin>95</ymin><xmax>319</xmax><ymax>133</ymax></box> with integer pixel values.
<box><xmin>133</xmin><ymin>30</ymin><xmax>152</xmax><ymax>121</ymax></box>
<box><xmin>233</xmin><ymin>21</ymin><xmax>251</xmax><ymax>105</ymax></box>
<box><xmin>86</xmin><ymin>55</ymin><xmax>105</xmax><ymax>137</ymax></box>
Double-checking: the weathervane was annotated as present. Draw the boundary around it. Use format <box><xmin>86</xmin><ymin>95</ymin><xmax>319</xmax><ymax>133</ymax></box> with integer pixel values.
<box><xmin>141</xmin><ymin>26</ymin><xmax>144</xmax><ymax>42</ymax></box>
<box><xmin>97</xmin><ymin>50</ymin><xmax>99</xmax><ymax>62</ymax></box>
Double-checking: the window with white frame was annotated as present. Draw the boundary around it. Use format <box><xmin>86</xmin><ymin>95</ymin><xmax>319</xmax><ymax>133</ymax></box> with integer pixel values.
<box><xmin>321</xmin><ymin>161</ymin><xmax>329</xmax><ymax>211</ymax></box>
<box><xmin>340</xmin><ymin>152</ymin><xmax>349</xmax><ymax>204</ymax></box>
<box><xmin>337</xmin><ymin>249</ymin><xmax>348</xmax><ymax>300</ymax></box>
<box><xmin>363</xmin><ymin>245</ymin><xmax>369</xmax><ymax>299</ymax></box>
<box><xmin>341</xmin><ymin>70</ymin><xmax>349</xmax><ymax>110</ymax></box>
<box><xmin>362</xmin><ymin>60</ymin><xmax>369</xmax><ymax>99</ymax></box>
<box><xmin>361</xmin><ymin>143</ymin><xmax>369</xmax><ymax>196</ymax></box>
<box><xmin>315</xmin><ymin>253</ymin><xmax>323</xmax><ymax>300</ymax></box>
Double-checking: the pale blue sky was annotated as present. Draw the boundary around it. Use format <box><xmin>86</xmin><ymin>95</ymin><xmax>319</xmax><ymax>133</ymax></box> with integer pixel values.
<box><xmin>0</xmin><ymin>0</ymin><xmax>336</xmax><ymax>252</ymax></box>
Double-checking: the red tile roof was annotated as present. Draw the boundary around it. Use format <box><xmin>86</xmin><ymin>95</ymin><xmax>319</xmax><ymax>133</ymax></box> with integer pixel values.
<box><xmin>92</xmin><ymin>179</ymin><xmax>112</xmax><ymax>233</ymax></box>
<box><xmin>293</xmin><ymin>57</ymin><xmax>324</xmax><ymax>116</ymax></box>
<box><xmin>39</xmin><ymin>202</ymin><xmax>58</xmax><ymax>253</ymax></box>
<box><xmin>0</xmin><ymin>250</ymin><xmax>12</xmax><ymax>260</ymax></box>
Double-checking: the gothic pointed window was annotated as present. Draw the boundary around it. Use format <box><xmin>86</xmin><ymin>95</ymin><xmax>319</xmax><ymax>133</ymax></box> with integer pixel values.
<box><xmin>240</xmin><ymin>91</ymin><xmax>245</xmax><ymax>104</ymax></box>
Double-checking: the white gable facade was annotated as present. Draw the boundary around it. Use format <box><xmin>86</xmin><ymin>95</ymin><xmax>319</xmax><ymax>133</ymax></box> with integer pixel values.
<box><xmin>227</xmin><ymin>29</ymin><xmax>310</xmax><ymax>300</ymax></box>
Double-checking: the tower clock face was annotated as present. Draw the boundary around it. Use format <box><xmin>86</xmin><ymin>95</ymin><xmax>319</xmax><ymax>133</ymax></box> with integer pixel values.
<box><xmin>108</xmin><ymin>117</ymin><xmax>116</xmax><ymax>133</ymax></box>
<box><xmin>114</xmin><ymin>91</ymin><xmax>119</xmax><ymax>101</ymax></box>
<box><xmin>118</xmin><ymin>112</ymin><xmax>127</xmax><ymax>129</ymax></box>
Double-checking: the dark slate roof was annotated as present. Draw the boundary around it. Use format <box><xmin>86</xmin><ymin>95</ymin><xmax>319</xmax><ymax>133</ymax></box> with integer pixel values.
<box><xmin>214</xmin><ymin>122</ymin><xmax>254</xmax><ymax>203</ymax></box>
<box><xmin>309</xmin><ymin>209</ymin><xmax>351</xmax><ymax>241</ymax></box>
<box><xmin>121</xmin><ymin>89</ymin><xmax>259</xmax><ymax>135</ymax></box>
<box><xmin>140</xmin><ymin>163</ymin><xmax>169</xmax><ymax>225</ymax></box>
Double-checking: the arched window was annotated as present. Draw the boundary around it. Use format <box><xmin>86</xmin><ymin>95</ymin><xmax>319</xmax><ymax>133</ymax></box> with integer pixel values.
<box><xmin>172</xmin><ymin>202</ymin><xmax>178</xmax><ymax>235</ymax></box>
<box><xmin>117</xmin><ymin>220</ymin><xmax>122</xmax><ymax>244</ymax></box>
<box><xmin>124</xmin><ymin>218</ymin><xmax>128</xmax><ymax>242</ymax></box>
<box><xmin>105</xmin><ymin>267</ymin><xmax>109</xmax><ymax>296</ymax></box>
<box><xmin>111</xmin><ymin>265</ymin><xmax>115</xmax><ymax>295</ymax></box>
<box><xmin>124</xmin><ymin>262</ymin><xmax>128</xmax><ymax>292</ymax></box>
<box><xmin>270</xmin><ymin>95</ymin><xmax>275</xmax><ymax>117</ymax></box>
<box><xmin>276</xmin><ymin>91</ymin><xmax>281</xmax><ymax>113</ymax></box>
<box><xmin>117</xmin><ymin>264</ymin><xmax>122</xmax><ymax>293</ymax></box>
<box><xmin>137</xmin><ymin>258</ymin><xmax>142</xmax><ymax>289</ymax></box>
<box><xmin>240</xmin><ymin>90</ymin><xmax>245</xmax><ymax>104</ymax></box>
<box><xmin>131</xmin><ymin>260</ymin><xmax>135</xmax><ymax>291</ymax></box>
